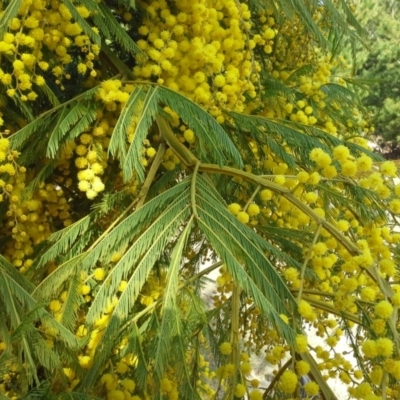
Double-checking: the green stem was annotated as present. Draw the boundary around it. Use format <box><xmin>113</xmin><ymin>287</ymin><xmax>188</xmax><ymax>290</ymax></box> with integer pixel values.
<box><xmin>200</xmin><ymin>163</ymin><xmax>359</xmax><ymax>254</ymax></box>
<box><xmin>87</xmin><ymin>143</ymin><xmax>165</xmax><ymax>252</ymax></box>
<box><xmin>304</xmin><ymin>297</ymin><xmax>362</xmax><ymax>324</ymax></box>
<box><xmin>136</xmin><ymin>142</ymin><xmax>166</xmax><ymax>208</ymax></box>
<box><xmin>228</xmin><ymin>283</ymin><xmax>241</xmax><ymax>400</ymax></box>
<box><xmin>243</xmin><ymin>185</ymin><xmax>261</xmax><ymax>211</ymax></box>
<box><xmin>191</xmin><ymin>160</ymin><xmax>200</xmax><ymax>219</ymax></box>
<box><xmin>382</xmin><ymin>371</ymin><xmax>388</xmax><ymax>400</ymax></box>
<box><xmin>297</xmin><ymin>223</ymin><xmax>322</xmax><ymax>302</ymax></box>
<box><xmin>262</xmin><ymin>357</ymin><xmax>292</xmax><ymax>399</ymax></box>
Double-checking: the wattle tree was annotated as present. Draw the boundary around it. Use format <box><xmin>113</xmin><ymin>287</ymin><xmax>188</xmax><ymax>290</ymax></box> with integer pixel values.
<box><xmin>0</xmin><ymin>1</ymin><xmax>398</xmax><ymax>399</ymax></box>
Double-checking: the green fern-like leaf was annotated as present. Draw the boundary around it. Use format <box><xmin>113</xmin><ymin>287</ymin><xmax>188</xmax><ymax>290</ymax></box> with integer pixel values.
<box><xmin>61</xmin><ymin>0</ymin><xmax>100</xmax><ymax>45</ymax></box>
<box><xmin>46</xmin><ymin>101</ymin><xmax>91</xmax><ymax>158</ymax></box>
<box><xmin>158</xmin><ymin>86</ymin><xmax>243</xmax><ymax>168</ymax></box>
<box><xmin>97</xmin><ymin>4</ymin><xmax>142</xmax><ymax>55</ymax></box>
<box><xmin>80</xmin><ymin>182</ymin><xmax>191</xmax><ymax>389</ymax></box>
<box><xmin>108</xmin><ymin>85</ymin><xmax>145</xmax><ymax>162</ymax></box>
<box><xmin>123</xmin><ymin>86</ymin><xmax>160</xmax><ymax>181</ymax></box>
<box><xmin>153</xmin><ymin>217</ymin><xmax>193</xmax><ymax>381</ymax></box>
<box><xmin>0</xmin><ymin>0</ymin><xmax>22</xmax><ymax>40</ymax></box>
<box><xmin>195</xmin><ymin>176</ymin><xmax>298</xmax><ymax>344</ymax></box>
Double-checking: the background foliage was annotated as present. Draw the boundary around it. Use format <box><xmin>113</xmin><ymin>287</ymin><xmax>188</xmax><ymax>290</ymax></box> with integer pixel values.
<box><xmin>353</xmin><ymin>0</ymin><xmax>400</xmax><ymax>156</ymax></box>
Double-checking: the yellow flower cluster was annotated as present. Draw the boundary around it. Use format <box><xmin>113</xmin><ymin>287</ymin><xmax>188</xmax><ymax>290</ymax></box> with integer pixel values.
<box><xmin>133</xmin><ymin>0</ymin><xmax>266</xmax><ymax>120</ymax></box>
<box><xmin>0</xmin><ymin>0</ymin><xmax>98</xmax><ymax>100</ymax></box>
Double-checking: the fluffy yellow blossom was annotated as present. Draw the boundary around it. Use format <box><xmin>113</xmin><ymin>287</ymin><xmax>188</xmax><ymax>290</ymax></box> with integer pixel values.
<box><xmin>234</xmin><ymin>383</ymin><xmax>246</xmax><ymax>397</ymax></box>
<box><xmin>374</xmin><ymin>300</ymin><xmax>393</xmax><ymax>320</ymax></box>
<box><xmin>220</xmin><ymin>342</ymin><xmax>232</xmax><ymax>355</ymax></box>
<box><xmin>362</xmin><ymin>340</ymin><xmax>377</xmax><ymax>358</ymax></box>
<box><xmin>389</xmin><ymin>199</ymin><xmax>400</xmax><ymax>214</ymax></box>
<box><xmin>295</xmin><ymin>360</ymin><xmax>310</xmax><ymax>375</ymax></box>
<box><xmin>247</xmin><ymin>203</ymin><xmax>260</xmax><ymax>216</ymax></box>
<box><xmin>93</xmin><ymin>268</ymin><xmax>106</xmax><ymax>281</ymax></box>
<box><xmin>184</xmin><ymin>129</ymin><xmax>195</xmax><ymax>144</ymax></box>
<box><xmin>240</xmin><ymin>361</ymin><xmax>252</xmax><ymax>375</ymax></box>
<box><xmin>304</xmin><ymin>381</ymin><xmax>319</xmax><ymax>396</ymax></box>
<box><xmin>296</xmin><ymin>334</ymin><xmax>308</xmax><ymax>353</ymax></box>
<box><xmin>341</xmin><ymin>161</ymin><xmax>357</xmax><ymax>177</ymax></box>
<box><xmin>333</xmin><ymin>145</ymin><xmax>350</xmax><ymax>161</ymax></box>
<box><xmin>260</xmin><ymin>189</ymin><xmax>272</xmax><ymax>201</ymax></box>
<box><xmin>376</xmin><ymin>338</ymin><xmax>394</xmax><ymax>357</ymax></box>
<box><xmin>249</xmin><ymin>390</ymin><xmax>263</xmax><ymax>400</ymax></box>
<box><xmin>298</xmin><ymin>300</ymin><xmax>316</xmax><ymax>321</ymax></box>
<box><xmin>237</xmin><ymin>211</ymin><xmax>250</xmax><ymax>224</ymax></box>
<box><xmin>310</xmin><ymin>148</ymin><xmax>332</xmax><ymax>167</ymax></box>
<box><xmin>228</xmin><ymin>203</ymin><xmax>241</xmax><ymax>215</ymax></box>
<box><xmin>380</xmin><ymin>161</ymin><xmax>397</xmax><ymax>177</ymax></box>
<box><xmin>308</xmin><ymin>172</ymin><xmax>321</xmax><ymax>185</ymax></box>
<box><xmin>279</xmin><ymin>370</ymin><xmax>297</xmax><ymax>393</ymax></box>
<box><xmin>356</xmin><ymin>155</ymin><xmax>373</xmax><ymax>172</ymax></box>
<box><xmin>360</xmin><ymin>287</ymin><xmax>376</xmax><ymax>302</ymax></box>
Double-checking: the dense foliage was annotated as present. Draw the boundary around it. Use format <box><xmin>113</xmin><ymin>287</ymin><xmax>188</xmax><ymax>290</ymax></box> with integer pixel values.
<box><xmin>0</xmin><ymin>0</ymin><xmax>399</xmax><ymax>399</ymax></box>
<box><xmin>353</xmin><ymin>0</ymin><xmax>400</xmax><ymax>156</ymax></box>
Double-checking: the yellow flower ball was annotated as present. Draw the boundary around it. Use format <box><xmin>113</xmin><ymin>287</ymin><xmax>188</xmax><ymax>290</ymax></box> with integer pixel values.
<box><xmin>107</xmin><ymin>389</ymin><xmax>125</xmax><ymax>400</ymax></box>
<box><xmin>219</xmin><ymin>342</ymin><xmax>232</xmax><ymax>355</ymax></box>
<box><xmin>161</xmin><ymin>378</ymin><xmax>173</xmax><ymax>393</ymax></box>
<box><xmin>295</xmin><ymin>360</ymin><xmax>310</xmax><ymax>375</ymax></box>
<box><xmin>184</xmin><ymin>129</ymin><xmax>195</xmax><ymax>144</ymax></box>
<box><xmin>297</xmin><ymin>171</ymin><xmax>309</xmax><ymax>183</ymax></box>
<box><xmin>298</xmin><ymin>300</ymin><xmax>316</xmax><ymax>321</ymax></box>
<box><xmin>146</xmin><ymin>147</ymin><xmax>156</xmax><ymax>157</ymax></box>
<box><xmin>92</xmin><ymin>180</ymin><xmax>105</xmax><ymax>193</ymax></box>
<box><xmin>93</xmin><ymin>268</ymin><xmax>105</xmax><ymax>281</ymax></box>
<box><xmin>234</xmin><ymin>383</ymin><xmax>246</xmax><ymax>398</ymax></box>
<box><xmin>49</xmin><ymin>300</ymin><xmax>62</xmax><ymax>312</ymax></box>
<box><xmin>341</xmin><ymin>161</ymin><xmax>357</xmax><ymax>177</ymax></box>
<box><xmin>336</xmin><ymin>220</ymin><xmax>349</xmax><ymax>232</ymax></box>
<box><xmin>371</xmin><ymin>319</ymin><xmax>386</xmax><ymax>335</ymax></box>
<box><xmin>369</xmin><ymin>366</ymin><xmax>383</xmax><ymax>385</ymax></box>
<box><xmin>116</xmin><ymin>361</ymin><xmax>129</xmax><ymax>374</ymax></box>
<box><xmin>80</xmin><ymin>284</ymin><xmax>91</xmax><ymax>295</ymax></box>
<box><xmin>78</xmin><ymin>180</ymin><xmax>91</xmax><ymax>192</ymax></box>
<box><xmin>228</xmin><ymin>203</ymin><xmax>241</xmax><ymax>215</ymax></box>
<box><xmin>374</xmin><ymin>300</ymin><xmax>393</xmax><ymax>320</ymax></box>
<box><xmin>380</xmin><ymin>161</ymin><xmax>397</xmax><ymax>177</ymax></box>
<box><xmin>279</xmin><ymin>370</ymin><xmax>297</xmax><ymax>393</ymax></box>
<box><xmin>214</xmin><ymin>75</ymin><xmax>226</xmax><ymax>87</ymax></box>
<box><xmin>308</xmin><ymin>172</ymin><xmax>321</xmax><ymax>185</ymax></box>
<box><xmin>296</xmin><ymin>334</ymin><xmax>308</xmax><ymax>352</ymax></box>
<box><xmin>240</xmin><ymin>361</ymin><xmax>252</xmax><ymax>375</ymax></box>
<box><xmin>304</xmin><ymin>381</ymin><xmax>319</xmax><ymax>396</ymax></box>
<box><xmin>79</xmin><ymin>355</ymin><xmax>92</xmax><ymax>369</ymax></box>
<box><xmin>392</xmin><ymin>292</ymin><xmax>400</xmax><ymax>306</ymax></box>
<box><xmin>118</xmin><ymin>280</ymin><xmax>128</xmax><ymax>292</ymax></box>
<box><xmin>333</xmin><ymin>145</ymin><xmax>350</xmax><ymax>161</ymax></box>
<box><xmin>250</xmin><ymin>379</ymin><xmax>260</xmax><ymax>388</ymax></box>
<box><xmin>260</xmin><ymin>189</ymin><xmax>272</xmax><ymax>201</ymax></box>
<box><xmin>356</xmin><ymin>155</ymin><xmax>373</xmax><ymax>172</ymax></box>
<box><xmin>360</xmin><ymin>287</ymin><xmax>376</xmax><ymax>302</ymax></box>
<box><xmin>249</xmin><ymin>390</ymin><xmax>263</xmax><ymax>400</ymax></box>
<box><xmin>376</xmin><ymin>337</ymin><xmax>394</xmax><ymax>357</ymax></box>
<box><xmin>362</xmin><ymin>340</ymin><xmax>377</xmax><ymax>358</ymax></box>
<box><xmin>121</xmin><ymin>379</ymin><xmax>136</xmax><ymax>392</ymax></box>
<box><xmin>247</xmin><ymin>203</ymin><xmax>260</xmax><ymax>216</ymax></box>
<box><xmin>237</xmin><ymin>211</ymin><xmax>250</xmax><ymax>224</ymax></box>
<box><xmin>389</xmin><ymin>199</ymin><xmax>400</xmax><ymax>214</ymax></box>
<box><xmin>86</xmin><ymin>189</ymin><xmax>98</xmax><ymax>199</ymax></box>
